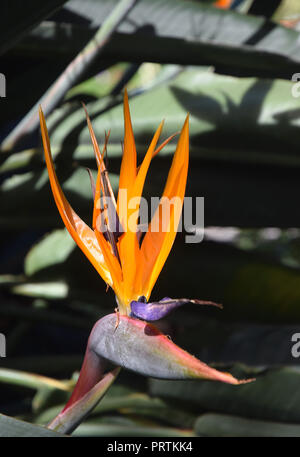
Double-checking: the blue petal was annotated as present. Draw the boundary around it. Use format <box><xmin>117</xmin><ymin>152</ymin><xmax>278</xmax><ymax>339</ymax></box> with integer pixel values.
<box><xmin>130</xmin><ymin>297</ymin><xmax>222</xmax><ymax>321</ymax></box>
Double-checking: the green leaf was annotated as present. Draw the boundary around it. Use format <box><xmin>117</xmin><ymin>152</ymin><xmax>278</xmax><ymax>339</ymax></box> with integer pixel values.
<box><xmin>65</xmin><ymin>63</ymin><xmax>132</xmax><ymax>100</ymax></box>
<box><xmin>35</xmin><ymin>394</ymin><xmax>195</xmax><ymax>429</ymax></box>
<box><xmin>0</xmin><ymin>414</ymin><xmax>66</xmax><ymax>437</ymax></box>
<box><xmin>32</xmin><ymin>386</ymin><xmax>72</xmax><ymax>415</ymax></box>
<box><xmin>149</xmin><ymin>365</ymin><xmax>300</xmax><ymax>423</ymax></box>
<box><xmin>0</xmin><ymin>368</ymin><xmax>72</xmax><ymax>392</ymax></box>
<box><xmin>25</xmin><ymin>229</ymin><xmax>75</xmax><ymax>276</ymax></box>
<box><xmin>273</xmin><ymin>0</ymin><xmax>300</xmax><ymax>22</ymax></box>
<box><xmin>34</xmin><ymin>385</ymin><xmax>136</xmax><ymax>424</ymax></box>
<box><xmin>165</xmin><ymin>311</ymin><xmax>300</xmax><ymax>366</ymax></box>
<box><xmin>72</xmin><ymin>422</ymin><xmax>194</xmax><ymax>437</ymax></box>
<box><xmin>12</xmin><ymin>281</ymin><xmax>69</xmax><ymax>300</ymax></box>
<box><xmin>1</xmin><ymin>0</ymin><xmax>138</xmax><ymax>152</ymax></box>
<box><xmin>91</xmin><ymin>393</ymin><xmax>196</xmax><ymax>428</ymax></box>
<box><xmin>47</xmin><ymin>70</ymin><xmax>300</xmax><ymax>166</ymax></box>
<box><xmin>0</xmin><ymin>167</ymin><xmax>119</xmax><ymax>229</ymax></box>
<box><xmin>157</xmin><ymin>240</ymin><xmax>300</xmax><ymax>323</ymax></box>
<box><xmin>195</xmin><ymin>413</ymin><xmax>300</xmax><ymax>437</ymax></box>
<box><xmin>17</xmin><ymin>0</ymin><xmax>300</xmax><ymax>79</ymax></box>
<box><xmin>3</xmin><ymin>70</ymin><xmax>300</xmax><ymax>229</ymax></box>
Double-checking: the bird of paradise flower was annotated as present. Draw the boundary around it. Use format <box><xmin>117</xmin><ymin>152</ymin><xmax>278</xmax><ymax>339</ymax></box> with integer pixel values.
<box><xmin>39</xmin><ymin>90</ymin><xmax>253</xmax><ymax>434</ymax></box>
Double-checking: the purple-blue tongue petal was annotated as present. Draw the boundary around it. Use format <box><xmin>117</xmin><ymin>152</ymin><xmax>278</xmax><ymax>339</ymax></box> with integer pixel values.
<box><xmin>130</xmin><ymin>297</ymin><xmax>222</xmax><ymax>321</ymax></box>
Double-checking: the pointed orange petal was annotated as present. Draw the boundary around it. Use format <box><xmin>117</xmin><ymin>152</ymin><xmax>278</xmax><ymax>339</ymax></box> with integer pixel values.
<box><xmin>39</xmin><ymin>106</ymin><xmax>112</xmax><ymax>287</ymax></box>
<box><xmin>214</xmin><ymin>0</ymin><xmax>232</xmax><ymax>9</ymax></box>
<box><xmin>151</xmin><ymin>131</ymin><xmax>179</xmax><ymax>160</ymax></box>
<box><xmin>117</xmin><ymin>89</ymin><xmax>137</xmax><ymax>219</ymax></box>
<box><xmin>92</xmin><ymin>164</ymin><xmax>102</xmax><ymax>232</ymax></box>
<box><xmin>131</xmin><ymin>120</ymin><xmax>164</xmax><ymax>227</ymax></box>
<box><xmin>119</xmin><ymin>121</ymin><xmax>164</xmax><ymax>304</ymax></box>
<box><xmin>84</xmin><ymin>107</ymin><xmax>122</xmax><ymax>264</ymax></box>
<box><xmin>140</xmin><ymin>115</ymin><xmax>189</xmax><ymax>299</ymax></box>
<box><xmin>82</xmin><ymin>103</ymin><xmax>103</xmax><ymax>168</ymax></box>
<box><xmin>80</xmin><ymin>106</ymin><xmax>123</xmax><ymax>296</ymax></box>
<box><xmin>82</xmin><ymin>105</ymin><xmax>117</xmax><ymax>212</ymax></box>
<box><xmin>136</xmin><ymin>132</ymin><xmax>179</xmax><ymax>173</ymax></box>
<box><xmin>94</xmin><ymin>230</ymin><xmax>123</xmax><ymax>300</ymax></box>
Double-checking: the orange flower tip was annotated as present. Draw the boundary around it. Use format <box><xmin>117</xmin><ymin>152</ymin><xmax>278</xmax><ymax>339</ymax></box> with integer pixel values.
<box><xmin>157</xmin><ymin>119</ymin><xmax>164</xmax><ymax>134</ymax></box>
<box><xmin>38</xmin><ymin>105</ymin><xmax>45</xmax><ymax>120</ymax></box>
<box><xmin>81</xmin><ymin>101</ymin><xmax>88</xmax><ymax>116</ymax></box>
<box><xmin>123</xmin><ymin>88</ymin><xmax>129</xmax><ymax>105</ymax></box>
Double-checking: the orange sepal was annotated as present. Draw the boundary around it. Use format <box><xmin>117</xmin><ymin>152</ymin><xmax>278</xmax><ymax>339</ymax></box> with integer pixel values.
<box><xmin>117</xmin><ymin>89</ymin><xmax>137</xmax><ymax>221</ymax></box>
<box><xmin>39</xmin><ymin>106</ymin><xmax>112</xmax><ymax>287</ymax></box>
<box><xmin>139</xmin><ymin>115</ymin><xmax>189</xmax><ymax>299</ymax></box>
<box><xmin>119</xmin><ymin>120</ymin><xmax>164</xmax><ymax>305</ymax></box>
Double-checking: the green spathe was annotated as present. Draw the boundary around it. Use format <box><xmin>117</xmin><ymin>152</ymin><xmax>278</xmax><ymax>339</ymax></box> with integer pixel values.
<box><xmin>90</xmin><ymin>313</ymin><xmax>252</xmax><ymax>384</ymax></box>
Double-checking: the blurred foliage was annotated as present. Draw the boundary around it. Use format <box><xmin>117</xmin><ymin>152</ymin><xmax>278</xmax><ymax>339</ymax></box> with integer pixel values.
<box><xmin>1</xmin><ymin>0</ymin><xmax>300</xmax><ymax>437</ymax></box>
